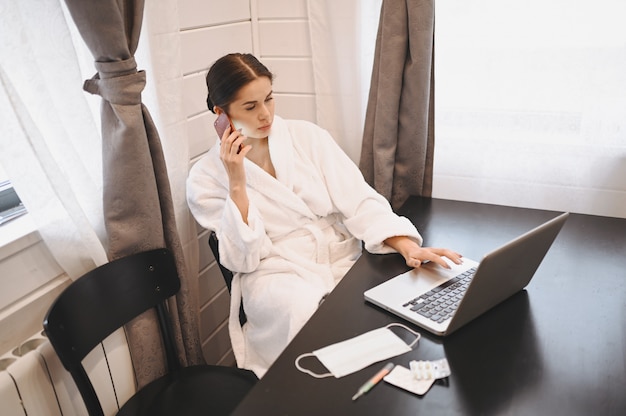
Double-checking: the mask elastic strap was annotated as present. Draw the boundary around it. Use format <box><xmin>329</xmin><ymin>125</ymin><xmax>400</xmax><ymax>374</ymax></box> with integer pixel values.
<box><xmin>294</xmin><ymin>352</ymin><xmax>333</xmax><ymax>378</ymax></box>
<box><xmin>386</xmin><ymin>323</ymin><xmax>421</xmax><ymax>348</ymax></box>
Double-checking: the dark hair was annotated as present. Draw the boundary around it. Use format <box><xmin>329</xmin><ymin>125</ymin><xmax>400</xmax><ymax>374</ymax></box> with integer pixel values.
<box><xmin>206</xmin><ymin>53</ymin><xmax>274</xmax><ymax>114</ymax></box>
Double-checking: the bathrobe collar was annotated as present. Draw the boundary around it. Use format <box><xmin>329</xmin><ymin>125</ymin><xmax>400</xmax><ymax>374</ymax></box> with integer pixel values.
<box><xmin>238</xmin><ymin>115</ymin><xmax>316</xmax><ymax>219</ymax></box>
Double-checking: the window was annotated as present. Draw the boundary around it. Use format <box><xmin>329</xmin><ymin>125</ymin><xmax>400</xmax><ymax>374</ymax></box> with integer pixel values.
<box><xmin>434</xmin><ymin>0</ymin><xmax>626</xmax><ymax>218</ymax></box>
<box><xmin>0</xmin><ymin>166</ymin><xmax>27</xmax><ymax>226</ymax></box>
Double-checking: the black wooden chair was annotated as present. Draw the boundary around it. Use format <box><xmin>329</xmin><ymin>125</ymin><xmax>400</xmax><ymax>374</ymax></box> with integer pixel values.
<box><xmin>208</xmin><ymin>231</ymin><xmax>247</xmax><ymax>325</ymax></box>
<box><xmin>43</xmin><ymin>248</ymin><xmax>256</xmax><ymax>416</ymax></box>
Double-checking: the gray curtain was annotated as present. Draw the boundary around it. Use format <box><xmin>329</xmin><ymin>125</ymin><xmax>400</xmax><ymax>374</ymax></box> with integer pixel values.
<box><xmin>360</xmin><ymin>0</ymin><xmax>435</xmax><ymax>210</ymax></box>
<box><xmin>63</xmin><ymin>0</ymin><xmax>203</xmax><ymax>388</ymax></box>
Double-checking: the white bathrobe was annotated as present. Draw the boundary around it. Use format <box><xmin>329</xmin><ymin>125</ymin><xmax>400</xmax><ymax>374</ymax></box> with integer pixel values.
<box><xmin>186</xmin><ymin>116</ymin><xmax>422</xmax><ymax>377</ymax></box>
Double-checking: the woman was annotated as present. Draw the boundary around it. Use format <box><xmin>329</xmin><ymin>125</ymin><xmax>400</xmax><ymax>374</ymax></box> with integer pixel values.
<box><xmin>186</xmin><ymin>53</ymin><xmax>461</xmax><ymax>377</ymax></box>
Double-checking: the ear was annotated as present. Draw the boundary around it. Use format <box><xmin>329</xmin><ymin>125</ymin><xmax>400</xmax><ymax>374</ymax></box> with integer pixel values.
<box><xmin>214</xmin><ymin>106</ymin><xmax>224</xmax><ymax>115</ymax></box>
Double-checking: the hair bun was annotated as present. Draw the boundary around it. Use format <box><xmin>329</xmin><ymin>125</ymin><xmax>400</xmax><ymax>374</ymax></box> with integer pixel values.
<box><xmin>206</xmin><ymin>93</ymin><xmax>215</xmax><ymax>113</ymax></box>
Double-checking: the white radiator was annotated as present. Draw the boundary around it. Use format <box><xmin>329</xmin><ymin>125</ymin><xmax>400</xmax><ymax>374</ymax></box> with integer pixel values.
<box><xmin>0</xmin><ymin>329</ymin><xmax>135</xmax><ymax>416</ymax></box>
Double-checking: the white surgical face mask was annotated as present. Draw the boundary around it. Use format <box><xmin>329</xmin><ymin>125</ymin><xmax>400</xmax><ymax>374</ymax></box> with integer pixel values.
<box><xmin>295</xmin><ymin>323</ymin><xmax>421</xmax><ymax>378</ymax></box>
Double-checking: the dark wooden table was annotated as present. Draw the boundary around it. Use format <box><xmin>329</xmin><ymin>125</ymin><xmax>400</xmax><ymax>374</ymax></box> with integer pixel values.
<box><xmin>232</xmin><ymin>197</ymin><xmax>626</xmax><ymax>415</ymax></box>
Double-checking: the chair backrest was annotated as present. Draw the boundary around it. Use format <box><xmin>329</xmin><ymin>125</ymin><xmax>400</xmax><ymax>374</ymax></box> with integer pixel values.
<box><xmin>208</xmin><ymin>231</ymin><xmax>247</xmax><ymax>325</ymax></box>
<box><xmin>208</xmin><ymin>231</ymin><xmax>234</xmax><ymax>292</ymax></box>
<box><xmin>43</xmin><ymin>248</ymin><xmax>180</xmax><ymax>416</ymax></box>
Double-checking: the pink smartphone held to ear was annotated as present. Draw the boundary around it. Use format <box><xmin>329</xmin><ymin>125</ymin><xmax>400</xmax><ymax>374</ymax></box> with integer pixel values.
<box><xmin>214</xmin><ymin>112</ymin><xmax>236</xmax><ymax>138</ymax></box>
<box><xmin>214</xmin><ymin>112</ymin><xmax>242</xmax><ymax>153</ymax></box>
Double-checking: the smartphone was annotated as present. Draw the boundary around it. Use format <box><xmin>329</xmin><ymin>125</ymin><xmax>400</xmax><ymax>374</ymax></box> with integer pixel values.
<box><xmin>214</xmin><ymin>112</ymin><xmax>236</xmax><ymax>138</ymax></box>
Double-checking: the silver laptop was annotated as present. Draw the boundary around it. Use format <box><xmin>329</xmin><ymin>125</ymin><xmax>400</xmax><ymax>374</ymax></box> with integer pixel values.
<box><xmin>364</xmin><ymin>212</ymin><xmax>569</xmax><ymax>336</ymax></box>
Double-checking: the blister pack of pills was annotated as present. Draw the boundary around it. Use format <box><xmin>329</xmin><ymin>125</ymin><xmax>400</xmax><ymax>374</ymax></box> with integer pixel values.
<box><xmin>383</xmin><ymin>358</ymin><xmax>451</xmax><ymax>396</ymax></box>
<box><xmin>409</xmin><ymin>358</ymin><xmax>451</xmax><ymax>380</ymax></box>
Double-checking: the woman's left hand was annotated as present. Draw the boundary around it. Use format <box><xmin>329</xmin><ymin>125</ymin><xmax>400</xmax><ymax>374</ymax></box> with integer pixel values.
<box><xmin>384</xmin><ymin>236</ymin><xmax>463</xmax><ymax>269</ymax></box>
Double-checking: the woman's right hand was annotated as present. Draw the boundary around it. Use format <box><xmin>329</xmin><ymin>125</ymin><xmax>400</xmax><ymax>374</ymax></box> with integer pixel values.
<box><xmin>219</xmin><ymin>126</ymin><xmax>252</xmax><ymax>223</ymax></box>
<box><xmin>219</xmin><ymin>126</ymin><xmax>251</xmax><ymax>186</ymax></box>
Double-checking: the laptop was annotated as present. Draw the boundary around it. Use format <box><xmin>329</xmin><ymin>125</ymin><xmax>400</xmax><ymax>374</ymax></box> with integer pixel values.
<box><xmin>364</xmin><ymin>212</ymin><xmax>569</xmax><ymax>336</ymax></box>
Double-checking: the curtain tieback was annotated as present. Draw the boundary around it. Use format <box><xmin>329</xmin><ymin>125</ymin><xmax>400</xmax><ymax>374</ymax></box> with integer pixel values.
<box><xmin>83</xmin><ymin>57</ymin><xmax>145</xmax><ymax>105</ymax></box>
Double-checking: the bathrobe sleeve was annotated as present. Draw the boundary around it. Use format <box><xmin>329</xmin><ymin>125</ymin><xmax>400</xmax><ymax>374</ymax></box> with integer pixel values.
<box><xmin>288</xmin><ymin>120</ymin><xmax>423</xmax><ymax>254</ymax></box>
<box><xmin>186</xmin><ymin>145</ymin><xmax>270</xmax><ymax>273</ymax></box>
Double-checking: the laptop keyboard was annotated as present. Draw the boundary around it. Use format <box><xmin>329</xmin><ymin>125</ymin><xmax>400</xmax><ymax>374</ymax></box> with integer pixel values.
<box><xmin>402</xmin><ymin>267</ymin><xmax>477</xmax><ymax>324</ymax></box>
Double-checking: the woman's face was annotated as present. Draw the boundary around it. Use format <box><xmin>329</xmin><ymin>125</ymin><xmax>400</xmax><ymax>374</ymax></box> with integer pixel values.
<box><xmin>228</xmin><ymin>76</ymin><xmax>275</xmax><ymax>139</ymax></box>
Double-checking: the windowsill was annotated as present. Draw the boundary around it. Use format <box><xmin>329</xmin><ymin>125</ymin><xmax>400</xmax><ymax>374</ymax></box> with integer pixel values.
<box><xmin>0</xmin><ymin>214</ymin><xmax>40</xmax><ymax>260</ymax></box>
<box><xmin>0</xmin><ymin>213</ymin><xmax>70</xmax><ymax>356</ymax></box>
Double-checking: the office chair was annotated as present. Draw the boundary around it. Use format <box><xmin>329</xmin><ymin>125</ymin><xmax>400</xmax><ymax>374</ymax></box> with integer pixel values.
<box><xmin>43</xmin><ymin>248</ymin><xmax>256</xmax><ymax>416</ymax></box>
<box><xmin>208</xmin><ymin>231</ymin><xmax>247</xmax><ymax>325</ymax></box>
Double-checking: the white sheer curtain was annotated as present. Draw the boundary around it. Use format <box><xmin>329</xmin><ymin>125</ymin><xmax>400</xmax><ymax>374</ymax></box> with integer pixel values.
<box><xmin>0</xmin><ymin>0</ymin><xmax>107</xmax><ymax>279</ymax></box>
<box><xmin>307</xmin><ymin>0</ymin><xmax>382</xmax><ymax>164</ymax></box>
<box><xmin>0</xmin><ymin>0</ymin><xmax>196</xmax><ymax>280</ymax></box>
<box><xmin>434</xmin><ymin>0</ymin><xmax>626</xmax><ymax>218</ymax></box>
